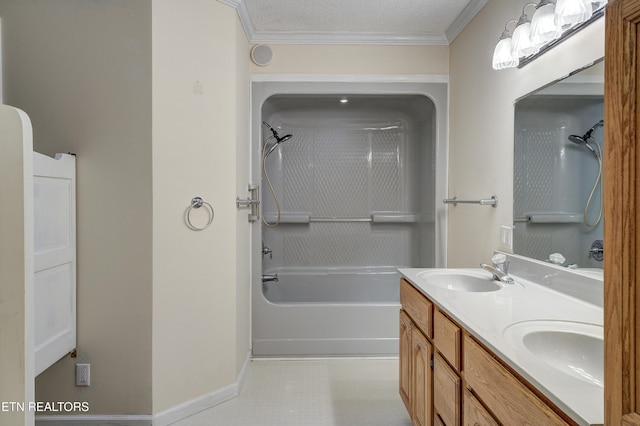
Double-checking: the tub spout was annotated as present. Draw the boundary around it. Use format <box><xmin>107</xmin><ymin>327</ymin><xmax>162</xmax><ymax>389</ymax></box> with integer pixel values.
<box><xmin>262</xmin><ymin>274</ymin><xmax>279</xmax><ymax>283</ymax></box>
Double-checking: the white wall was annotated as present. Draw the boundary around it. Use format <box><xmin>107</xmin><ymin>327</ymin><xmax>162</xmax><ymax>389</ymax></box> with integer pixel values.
<box><xmin>251</xmin><ymin>44</ymin><xmax>449</xmax><ymax>75</ymax></box>
<box><xmin>1</xmin><ymin>0</ymin><xmax>154</xmax><ymax>415</ymax></box>
<box><xmin>151</xmin><ymin>0</ymin><xmax>251</xmax><ymax>414</ymax></box>
<box><xmin>1</xmin><ymin>0</ymin><xmax>251</xmax><ymax>419</ymax></box>
<box><xmin>448</xmin><ymin>0</ymin><xmax>605</xmax><ymax>266</ymax></box>
<box><xmin>235</xmin><ymin>13</ymin><xmax>252</xmax><ymax>377</ymax></box>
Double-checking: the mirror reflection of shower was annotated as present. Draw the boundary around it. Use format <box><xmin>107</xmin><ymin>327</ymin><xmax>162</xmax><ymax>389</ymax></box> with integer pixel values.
<box><xmin>262</xmin><ymin>121</ymin><xmax>293</xmax><ymax>227</ymax></box>
<box><xmin>568</xmin><ymin>119</ymin><xmax>604</xmax><ymax>227</ymax></box>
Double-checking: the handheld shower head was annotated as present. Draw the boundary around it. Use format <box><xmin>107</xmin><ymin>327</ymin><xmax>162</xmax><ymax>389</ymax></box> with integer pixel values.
<box><xmin>263</xmin><ymin>121</ymin><xmax>292</xmax><ymax>144</ymax></box>
<box><xmin>276</xmin><ymin>133</ymin><xmax>293</xmax><ymax>143</ymax></box>
<box><xmin>568</xmin><ymin>134</ymin><xmax>599</xmax><ymax>158</ymax></box>
<box><xmin>568</xmin><ymin>119</ymin><xmax>604</xmax><ymax>159</ymax></box>
<box><xmin>262</xmin><ymin>121</ymin><xmax>293</xmax><ymax>157</ymax></box>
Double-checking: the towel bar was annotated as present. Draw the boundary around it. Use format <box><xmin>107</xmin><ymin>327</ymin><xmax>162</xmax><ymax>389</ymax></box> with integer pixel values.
<box><xmin>443</xmin><ymin>196</ymin><xmax>498</xmax><ymax>207</ymax></box>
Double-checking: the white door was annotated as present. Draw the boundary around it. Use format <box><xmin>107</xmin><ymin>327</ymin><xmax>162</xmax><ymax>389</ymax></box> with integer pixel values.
<box><xmin>33</xmin><ymin>152</ymin><xmax>76</xmax><ymax>376</ymax></box>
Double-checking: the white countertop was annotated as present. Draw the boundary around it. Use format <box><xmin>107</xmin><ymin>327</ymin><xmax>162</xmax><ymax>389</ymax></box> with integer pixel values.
<box><xmin>398</xmin><ymin>266</ymin><xmax>604</xmax><ymax>426</ymax></box>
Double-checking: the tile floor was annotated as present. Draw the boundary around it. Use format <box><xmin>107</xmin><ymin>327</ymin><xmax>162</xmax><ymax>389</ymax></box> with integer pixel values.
<box><xmin>172</xmin><ymin>358</ymin><xmax>413</xmax><ymax>426</ymax></box>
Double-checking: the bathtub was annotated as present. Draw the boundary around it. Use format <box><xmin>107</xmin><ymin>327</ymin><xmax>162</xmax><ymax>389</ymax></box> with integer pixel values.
<box><xmin>250</xmin><ymin>81</ymin><xmax>448</xmax><ymax>357</ymax></box>
<box><xmin>253</xmin><ymin>268</ymin><xmax>402</xmax><ymax>357</ymax></box>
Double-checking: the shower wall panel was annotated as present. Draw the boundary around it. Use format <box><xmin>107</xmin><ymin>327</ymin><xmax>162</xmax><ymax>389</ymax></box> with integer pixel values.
<box><xmin>514</xmin><ymin>96</ymin><xmax>604</xmax><ymax>268</ymax></box>
<box><xmin>261</xmin><ymin>95</ymin><xmax>434</xmax><ymax>271</ymax></box>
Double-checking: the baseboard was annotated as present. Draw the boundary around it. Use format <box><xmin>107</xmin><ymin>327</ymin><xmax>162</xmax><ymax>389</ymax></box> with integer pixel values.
<box><xmin>36</xmin><ymin>415</ymin><xmax>153</xmax><ymax>425</ymax></box>
<box><xmin>153</xmin><ymin>351</ymin><xmax>252</xmax><ymax>426</ymax></box>
<box><xmin>36</xmin><ymin>351</ymin><xmax>252</xmax><ymax>426</ymax></box>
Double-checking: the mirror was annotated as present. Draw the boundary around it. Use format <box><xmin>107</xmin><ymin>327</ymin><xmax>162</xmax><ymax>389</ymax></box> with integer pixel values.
<box><xmin>513</xmin><ymin>60</ymin><xmax>604</xmax><ymax>269</ymax></box>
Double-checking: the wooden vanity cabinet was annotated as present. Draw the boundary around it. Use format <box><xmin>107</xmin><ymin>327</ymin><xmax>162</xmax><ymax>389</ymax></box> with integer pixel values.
<box><xmin>400</xmin><ymin>310</ymin><xmax>433</xmax><ymax>426</ymax></box>
<box><xmin>399</xmin><ymin>278</ymin><xmax>576</xmax><ymax>426</ymax></box>
<box><xmin>400</xmin><ymin>279</ymin><xmax>434</xmax><ymax>426</ymax></box>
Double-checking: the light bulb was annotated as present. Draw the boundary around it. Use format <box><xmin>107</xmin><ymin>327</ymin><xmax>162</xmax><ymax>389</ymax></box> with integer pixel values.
<box><xmin>530</xmin><ymin>0</ymin><xmax>561</xmax><ymax>47</ymax></box>
<box><xmin>512</xmin><ymin>21</ymin><xmax>539</xmax><ymax>58</ymax></box>
<box><xmin>556</xmin><ymin>0</ymin><xmax>592</xmax><ymax>27</ymax></box>
<box><xmin>493</xmin><ymin>37</ymin><xmax>519</xmax><ymax>70</ymax></box>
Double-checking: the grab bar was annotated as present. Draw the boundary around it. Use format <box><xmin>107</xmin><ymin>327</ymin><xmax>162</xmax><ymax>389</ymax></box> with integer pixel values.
<box><xmin>443</xmin><ymin>196</ymin><xmax>498</xmax><ymax>208</ymax></box>
<box><xmin>309</xmin><ymin>217</ymin><xmax>372</xmax><ymax>223</ymax></box>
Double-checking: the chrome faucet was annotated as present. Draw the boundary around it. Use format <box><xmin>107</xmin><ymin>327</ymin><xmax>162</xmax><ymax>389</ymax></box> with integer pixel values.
<box><xmin>261</xmin><ymin>274</ymin><xmax>279</xmax><ymax>283</ymax></box>
<box><xmin>480</xmin><ymin>263</ymin><xmax>514</xmax><ymax>284</ymax></box>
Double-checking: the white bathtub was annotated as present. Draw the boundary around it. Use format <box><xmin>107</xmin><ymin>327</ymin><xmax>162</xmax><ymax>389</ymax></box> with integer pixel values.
<box><xmin>252</xmin><ymin>269</ymin><xmax>401</xmax><ymax>357</ymax></box>
<box><xmin>251</xmin><ymin>82</ymin><xmax>448</xmax><ymax>357</ymax></box>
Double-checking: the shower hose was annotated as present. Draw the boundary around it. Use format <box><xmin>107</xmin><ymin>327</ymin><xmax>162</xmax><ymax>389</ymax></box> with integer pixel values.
<box><xmin>262</xmin><ymin>139</ymin><xmax>281</xmax><ymax>227</ymax></box>
<box><xmin>583</xmin><ymin>138</ymin><xmax>603</xmax><ymax>228</ymax></box>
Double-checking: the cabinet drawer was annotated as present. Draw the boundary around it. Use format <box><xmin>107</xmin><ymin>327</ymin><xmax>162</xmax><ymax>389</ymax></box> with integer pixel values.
<box><xmin>434</xmin><ymin>308</ymin><xmax>461</xmax><ymax>370</ymax></box>
<box><xmin>463</xmin><ymin>335</ymin><xmax>570</xmax><ymax>426</ymax></box>
<box><xmin>434</xmin><ymin>352</ymin><xmax>461</xmax><ymax>426</ymax></box>
<box><xmin>400</xmin><ymin>278</ymin><xmax>432</xmax><ymax>338</ymax></box>
<box><xmin>463</xmin><ymin>389</ymin><xmax>498</xmax><ymax>426</ymax></box>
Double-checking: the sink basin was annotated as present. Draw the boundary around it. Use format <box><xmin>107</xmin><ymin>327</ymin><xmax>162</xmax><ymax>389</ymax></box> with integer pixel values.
<box><xmin>503</xmin><ymin>321</ymin><xmax>603</xmax><ymax>387</ymax></box>
<box><xmin>417</xmin><ymin>271</ymin><xmax>502</xmax><ymax>293</ymax></box>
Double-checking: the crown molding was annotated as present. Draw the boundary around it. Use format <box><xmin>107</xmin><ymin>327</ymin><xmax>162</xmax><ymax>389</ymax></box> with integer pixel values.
<box><xmin>248</xmin><ymin>31</ymin><xmax>448</xmax><ymax>46</ymax></box>
<box><xmin>218</xmin><ymin>0</ymin><xmax>485</xmax><ymax>46</ymax></box>
<box><xmin>444</xmin><ymin>0</ymin><xmax>489</xmax><ymax>43</ymax></box>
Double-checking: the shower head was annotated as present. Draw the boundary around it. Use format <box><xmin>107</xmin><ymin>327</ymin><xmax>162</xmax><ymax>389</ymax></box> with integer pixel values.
<box><xmin>568</xmin><ymin>119</ymin><xmax>604</xmax><ymax>159</ymax></box>
<box><xmin>568</xmin><ymin>134</ymin><xmax>599</xmax><ymax>158</ymax></box>
<box><xmin>262</xmin><ymin>121</ymin><xmax>293</xmax><ymax>157</ymax></box>
<box><xmin>276</xmin><ymin>133</ymin><xmax>293</xmax><ymax>143</ymax></box>
<box><xmin>263</xmin><ymin>121</ymin><xmax>293</xmax><ymax>144</ymax></box>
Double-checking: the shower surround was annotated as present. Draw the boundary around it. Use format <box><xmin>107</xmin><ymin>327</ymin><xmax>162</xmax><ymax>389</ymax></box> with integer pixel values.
<box><xmin>251</xmin><ymin>81</ymin><xmax>448</xmax><ymax>357</ymax></box>
<box><xmin>514</xmin><ymin>94</ymin><xmax>604</xmax><ymax>268</ymax></box>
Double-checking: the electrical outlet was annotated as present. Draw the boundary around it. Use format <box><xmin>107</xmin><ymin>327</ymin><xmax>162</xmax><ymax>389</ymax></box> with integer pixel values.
<box><xmin>75</xmin><ymin>363</ymin><xmax>90</xmax><ymax>387</ymax></box>
<box><xmin>500</xmin><ymin>225</ymin><xmax>513</xmax><ymax>251</ymax></box>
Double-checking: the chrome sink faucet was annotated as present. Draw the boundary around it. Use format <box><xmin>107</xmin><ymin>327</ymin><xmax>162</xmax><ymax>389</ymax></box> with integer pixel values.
<box><xmin>480</xmin><ymin>263</ymin><xmax>514</xmax><ymax>284</ymax></box>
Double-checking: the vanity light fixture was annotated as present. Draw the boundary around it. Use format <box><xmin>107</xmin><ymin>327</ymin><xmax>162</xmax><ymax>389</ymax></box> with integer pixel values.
<box><xmin>511</xmin><ymin>3</ymin><xmax>539</xmax><ymax>58</ymax></box>
<box><xmin>493</xmin><ymin>0</ymin><xmax>607</xmax><ymax>70</ymax></box>
<box><xmin>492</xmin><ymin>20</ymin><xmax>519</xmax><ymax>70</ymax></box>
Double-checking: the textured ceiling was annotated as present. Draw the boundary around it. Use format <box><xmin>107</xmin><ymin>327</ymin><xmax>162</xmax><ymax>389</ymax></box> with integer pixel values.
<box><xmin>218</xmin><ymin>0</ymin><xmax>489</xmax><ymax>45</ymax></box>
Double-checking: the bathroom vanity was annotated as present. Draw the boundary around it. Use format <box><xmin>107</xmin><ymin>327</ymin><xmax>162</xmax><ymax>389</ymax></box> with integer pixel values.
<box><xmin>398</xmin><ymin>254</ymin><xmax>603</xmax><ymax>426</ymax></box>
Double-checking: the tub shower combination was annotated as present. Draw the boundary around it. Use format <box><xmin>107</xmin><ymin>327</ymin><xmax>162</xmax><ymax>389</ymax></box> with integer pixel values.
<box><xmin>251</xmin><ymin>82</ymin><xmax>448</xmax><ymax>357</ymax></box>
<box><xmin>514</xmin><ymin>94</ymin><xmax>604</xmax><ymax>267</ymax></box>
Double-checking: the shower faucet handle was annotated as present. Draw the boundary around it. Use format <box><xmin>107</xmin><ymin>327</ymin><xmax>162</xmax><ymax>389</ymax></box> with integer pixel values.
<box><xmin>262</xmin><ymin>243</ymin><xmax>273</xmax><ymax>259</ymax></box>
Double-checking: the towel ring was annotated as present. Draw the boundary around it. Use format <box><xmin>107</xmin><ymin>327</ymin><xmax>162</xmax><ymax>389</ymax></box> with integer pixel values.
<box><xmin>185</xmin><ymin>197</ymin><xmax>214</xmax><ymax>231</ymax></box>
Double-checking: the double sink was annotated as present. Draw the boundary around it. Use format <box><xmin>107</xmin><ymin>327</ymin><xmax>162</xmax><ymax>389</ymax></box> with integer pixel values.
<box><xmin>400</xmin><ymin>261</ymin><xmax>604</xmax><ymax>425</ymax></box>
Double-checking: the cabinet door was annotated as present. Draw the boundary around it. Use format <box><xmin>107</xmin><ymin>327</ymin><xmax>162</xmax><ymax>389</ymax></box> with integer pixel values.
<box><xmin>413</xmin><ymin>326</ymin><xmax>432</xmax><ymax>426</ymax></box>
<box><xmin>434</xmin><ymin>353</ymin><xmax>461</xmax><ymax>426</ymax></box>
<box><xmin>399</xmin><ymin>310</ymin><xmax>412</xmax><ymax>413</ymax></box>
<box><xmin>464</xmin><ymin>335</ymin><xmax>568</xmax><ymax>425</ymax></box>
<box><xmin>464</xmin><ymin>389</ymin><xmax>498</xmax><ymax>426</ymax></box>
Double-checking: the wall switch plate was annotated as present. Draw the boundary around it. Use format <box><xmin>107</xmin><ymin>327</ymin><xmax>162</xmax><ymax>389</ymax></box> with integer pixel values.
<box><xmin>75</xmin><ymin>363</ymin><xmax>90</xmax><ymax>386</ymax></box>
<box><xmin>500</xmin><ymin>225</ymin><xmax>513</xmax><ymax>251</ymax></box>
